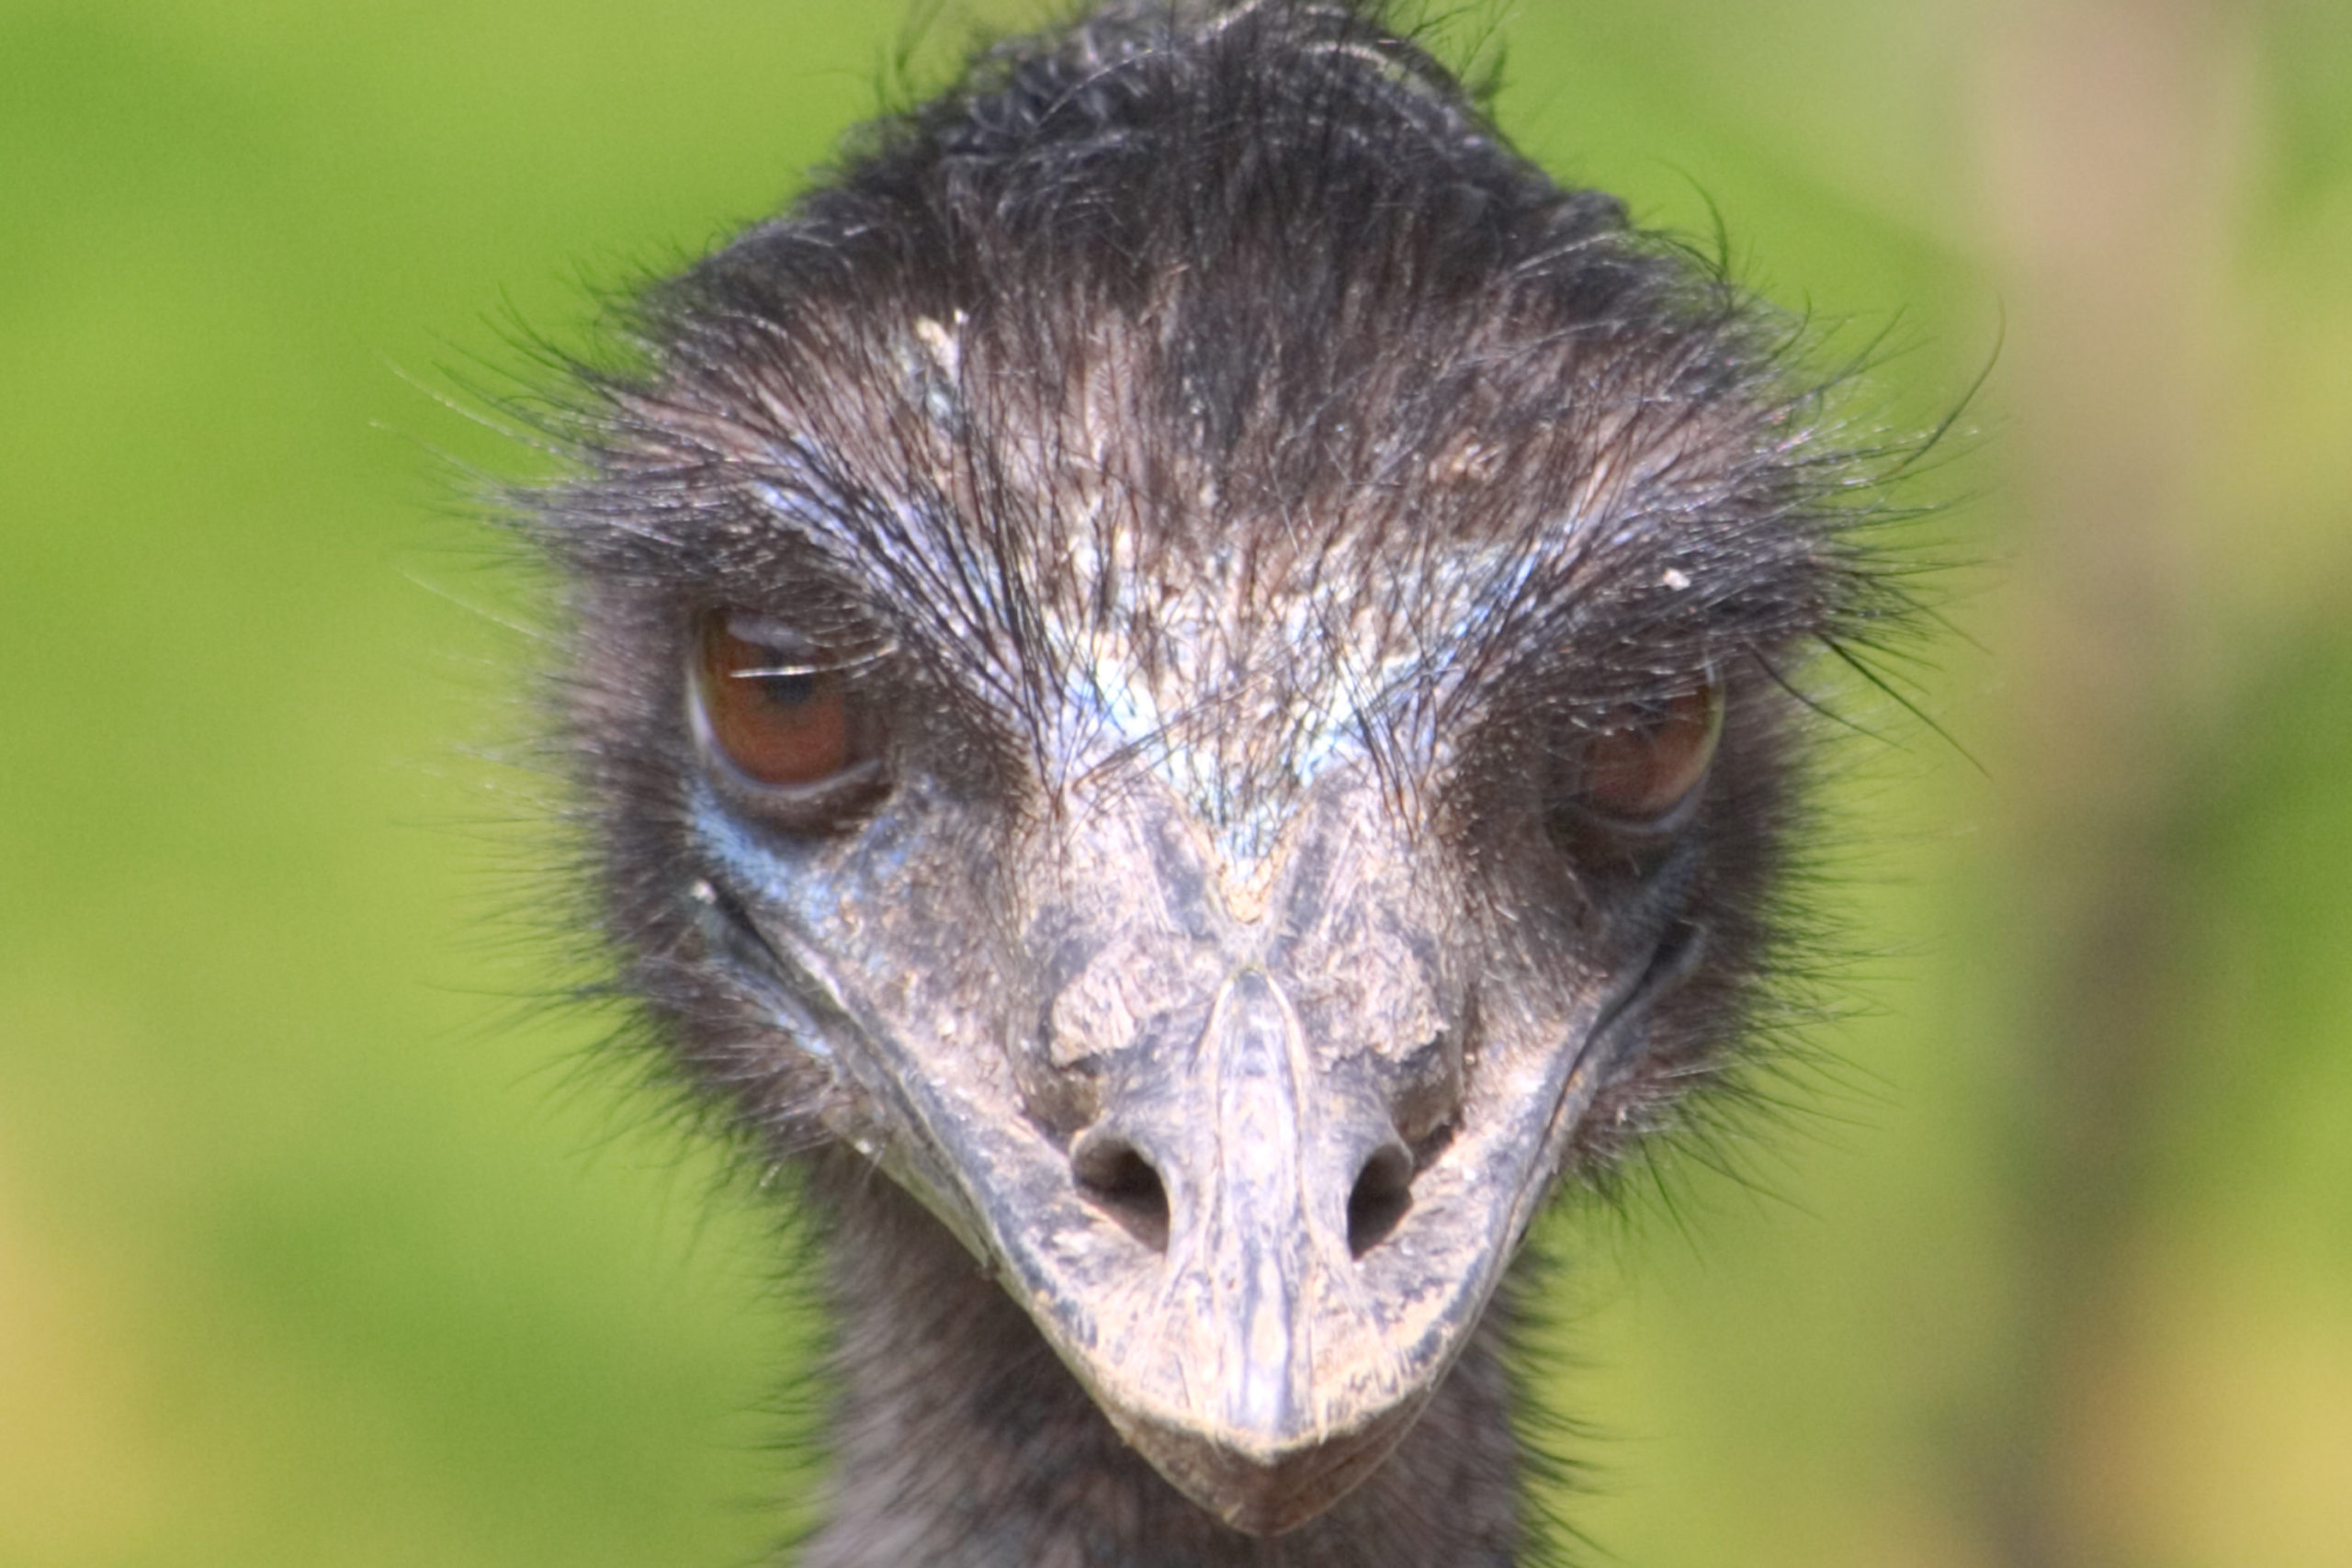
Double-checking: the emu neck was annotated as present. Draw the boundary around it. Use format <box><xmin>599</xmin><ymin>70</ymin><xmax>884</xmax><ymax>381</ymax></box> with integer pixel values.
<box><xmin>800</xmin><ymin>1157</ymin><xmax>1524</xmax><ymax>1568</ymax></box>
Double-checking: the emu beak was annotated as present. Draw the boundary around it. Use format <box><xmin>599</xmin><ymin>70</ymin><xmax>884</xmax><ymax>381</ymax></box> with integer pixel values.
<box><xmin>826</xmin><ymin>773</ymin><xmax>1633</xmax><ymax>1534</ymax></box>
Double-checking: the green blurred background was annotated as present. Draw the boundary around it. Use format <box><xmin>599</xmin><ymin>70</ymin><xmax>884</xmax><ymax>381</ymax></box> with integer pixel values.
<box><xmin>4</xmin><ymin>0</ymin><xmax>2349</xmax><ymax>1563</ymax></box>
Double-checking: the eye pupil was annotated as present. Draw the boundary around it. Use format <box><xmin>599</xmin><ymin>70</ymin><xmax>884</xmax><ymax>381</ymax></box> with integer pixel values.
<box><xmin>755</xmin><ymin>671</ymin><xmax>819</xmax><ymax>707</ymax></box>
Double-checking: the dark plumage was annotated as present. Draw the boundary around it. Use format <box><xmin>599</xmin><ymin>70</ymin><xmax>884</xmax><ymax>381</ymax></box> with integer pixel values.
<box><xmin>523</xmin><ymin>3</ymin><xmax>1907</xmax><ymax>1562</ymax></box>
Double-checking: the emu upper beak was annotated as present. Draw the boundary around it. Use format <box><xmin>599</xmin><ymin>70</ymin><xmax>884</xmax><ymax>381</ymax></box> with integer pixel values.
<box><xmin>827</xmin><ymin>773</ymin><xmax>1636</xmax><ymax>1535</ymax></box>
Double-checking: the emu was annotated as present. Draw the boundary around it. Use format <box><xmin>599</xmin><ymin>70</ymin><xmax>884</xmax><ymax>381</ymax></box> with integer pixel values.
<box><xmin>525</xmin><ymin>2</ymin><xmax>1905</xmax><ymax>1562</ymax></box>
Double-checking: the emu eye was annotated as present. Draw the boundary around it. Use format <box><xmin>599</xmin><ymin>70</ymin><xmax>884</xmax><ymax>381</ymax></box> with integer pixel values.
<box><xmin>692</xmin><ymin>612</ymin><xmax>874</xmax><ymax>793</ymax></box>
<box><xmin>1572</xmin><ymin>679</ymin><xmax>1724</xmax><ymax>825</ymax></box>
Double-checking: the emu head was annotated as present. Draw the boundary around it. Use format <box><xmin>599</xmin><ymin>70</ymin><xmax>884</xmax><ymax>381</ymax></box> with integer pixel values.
<box><xmin>533</xmin><ymin>0</ymin><xmax>1890</xmax><ymax>1536</ymax></box>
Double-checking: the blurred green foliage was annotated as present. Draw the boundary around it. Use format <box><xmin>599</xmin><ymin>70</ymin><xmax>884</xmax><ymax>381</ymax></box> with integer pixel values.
<box><xmin>3</xmin><ymin>2</ymin><xmax>2347</xmax><ymax>1565</ymax></box>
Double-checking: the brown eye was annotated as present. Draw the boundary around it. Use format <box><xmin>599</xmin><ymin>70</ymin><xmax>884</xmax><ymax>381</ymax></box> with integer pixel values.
<box><xmin>1575</xmin><ymin>679</ymin><xmax>1723</xmax><ymax>823</ymax></box>
<box><xmin>694</xmin><ymin>614</ymin><xmax>865</xmax><ymax>790</ymax></box>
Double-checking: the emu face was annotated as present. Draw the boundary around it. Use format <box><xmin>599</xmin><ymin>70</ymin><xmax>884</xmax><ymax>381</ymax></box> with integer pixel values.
<box><xmin>539</xmin><ymin>1</ymin><xmax>1877</xmax><ymax>1537</ymax></box>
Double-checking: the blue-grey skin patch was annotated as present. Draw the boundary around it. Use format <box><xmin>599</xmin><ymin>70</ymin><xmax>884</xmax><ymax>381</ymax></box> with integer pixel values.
<box><xmin>693</xmin><ymin>780</ymin><xmax>922</xmax><ymax>925</ymax></box>
<box><xmin>691</xmin><ymin>779</ymin><xmax>934</xmax><ymax>1075</ymax></box>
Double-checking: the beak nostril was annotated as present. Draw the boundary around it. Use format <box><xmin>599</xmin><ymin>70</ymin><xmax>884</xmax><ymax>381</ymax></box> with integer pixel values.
<box><xmin>1071</xmin><ymin>1134</ymin><xmax>1170</xmax><ymax>1254</ymax></box>
<box><xmin>1346</xmin><ymin>1142</ymin><xmax>1415</xmax><ymax>1258</ymax></box>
